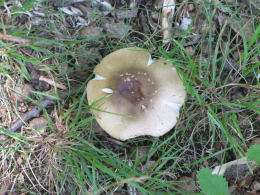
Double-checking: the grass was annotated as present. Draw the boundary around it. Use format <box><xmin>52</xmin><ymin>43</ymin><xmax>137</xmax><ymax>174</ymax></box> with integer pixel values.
<box><xmin>0</xmin><ymin>0</ymin><xmax>259</xmax><ymax>194</ymax></box>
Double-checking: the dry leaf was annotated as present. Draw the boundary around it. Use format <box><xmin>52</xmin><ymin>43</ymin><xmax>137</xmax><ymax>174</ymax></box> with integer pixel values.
<box><xmin>79</xmin><ymin>23</ymin><xmax>101</xmax><ymax>38</ymax></box>
<box><xmin>59</xmin><ymin>7</ymin><xmax>83</xmax><ymax>16</ymax></box>
<box><xmin>175</xmin><ymin>176</ymin><xmax>197</xmax><ymax>192</ymax></box>
<box><xmin>29</xmin><ymin>117</ymin><xmax>48</xmax><ymax>130</ymax></box>
<box><xmin>102</xmin><ymin>21</ymin><xmax>130</xmax><ymax>39</ymax></box>
<box><xmin>14</xmin><ymin>84</ymin><xmax>33</xmax><ymax>103</ymax></box>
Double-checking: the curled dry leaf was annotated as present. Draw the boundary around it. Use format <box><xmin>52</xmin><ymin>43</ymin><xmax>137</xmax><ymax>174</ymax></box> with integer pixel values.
<box><xmin>59</xmin><ymin>7</ymin><xmax>83</xmax><ymax>16</ymax></box>
<box><xmin>162</xmin><ymin>0</ymin><xmax>175</xmax><ymax>44</ymax></box>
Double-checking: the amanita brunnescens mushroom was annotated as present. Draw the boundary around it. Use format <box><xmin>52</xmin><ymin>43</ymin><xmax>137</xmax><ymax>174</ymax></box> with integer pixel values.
<box><xmin>87</xmin><ymin>47</ymin><xmax>186</xmax><ymax>140</ymax></box>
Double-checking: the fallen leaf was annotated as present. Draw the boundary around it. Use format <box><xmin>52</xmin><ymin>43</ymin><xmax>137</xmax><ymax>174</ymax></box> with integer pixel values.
<box><xmin>114</xmin><ymin>9</ymin><xmax>138</xmax><ymax>19</ymax></box>
<box><xmin>79</xmin><ymin>23</ymin><xmax>101</xmax><ymax>38</ymax></box>
<box><xmin>29</xmin><ymin>117</ymin><xmax>48</xmax><ymax>130</ymax></box>
<box><xmin>59</xmin><ymin>7</ymin><xmax>83</xmax><ymax>16</ymax></box>
<box><xmin>175</xmin><ymin>176</ymin><xmax>197</xmax><ymax>192</ymax></box>
<box><xmin>14</xmin><ymin>84</ymin><xmax>33</xmax><ymax>103</ymax></box>
<box><xmin>102</xmin><ymin>21</ymin><xmax>130</xmax><ymax>39</ymax></box>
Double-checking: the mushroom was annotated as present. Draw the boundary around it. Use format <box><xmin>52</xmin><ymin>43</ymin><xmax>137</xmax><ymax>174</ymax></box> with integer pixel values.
<box><xmin>87</xmin><ymin>47</ymin><xmax>186</xmax><ymax>140</ymax></box>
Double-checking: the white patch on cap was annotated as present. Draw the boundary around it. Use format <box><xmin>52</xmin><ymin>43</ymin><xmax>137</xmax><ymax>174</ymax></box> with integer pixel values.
<box><xmin>93</xmin><ymin>75</ymin><xmax>105</xmax><ymax>80</ymax></box>
<box><xmin>102</xmin><ymin>88</ymin><xmax>113</xmax><ymax>94</ymax></box>
<box><xmin>166</xmin><ymin>102</ymin><xmax>182</xmax><ymax>113</ymax></box>
<box><xmin>146</xmin><ymin>55</ymin><xmax>154</xmax><ymax>67</ymax></box>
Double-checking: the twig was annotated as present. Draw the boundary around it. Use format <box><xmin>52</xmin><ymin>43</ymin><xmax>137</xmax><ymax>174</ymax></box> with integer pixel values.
<box><xmin>162</xmin><ymin>0</ymin><xmax>176</xmax><ymax>44</ymax></box>
<box><xmin>0</xmin><ymin>85</ymin><xmax>86</xmax><ymax>141</ymax></box>
<box><xmin>0</xmin><ymin>33</ymin><xmax>61</xmax><ymax>45</ymax></box>
<box><xmin>0</xmin><ymin>33</ymin><xmax>33</xmax><ymax>44</ymax></box>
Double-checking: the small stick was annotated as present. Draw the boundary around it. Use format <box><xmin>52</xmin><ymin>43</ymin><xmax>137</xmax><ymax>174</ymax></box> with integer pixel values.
<box><xmin>39</xmin><ymin>75</ymin><xmax>67</xmax><ymax>90</ymax></box>
<box><xmin>0</xmin><ymin>33</ymin><xmax>60</xmax><ymax>45</ymax></box>
<box><xmin>0</xmin><ymin>86</ymin><xmax>85</xmax><ymax>141</ymax></box>
<box><xmin>0</xmin><ymin>33</ymin><xmax>33</xmax><ymax>44</ymax></box>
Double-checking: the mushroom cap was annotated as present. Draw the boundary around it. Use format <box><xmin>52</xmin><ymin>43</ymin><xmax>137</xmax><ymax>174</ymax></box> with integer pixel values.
<box><xmin>87</xmin><ymin>47</ymin><xmax>186</xmax><ymax>140</ymax></box>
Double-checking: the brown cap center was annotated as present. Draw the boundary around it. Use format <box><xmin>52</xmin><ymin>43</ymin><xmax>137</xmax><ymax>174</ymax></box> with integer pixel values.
<box><xmin>118</xmin><ymin>76</ymin><xmax>144</xmax><ymax>104</ymax></box>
